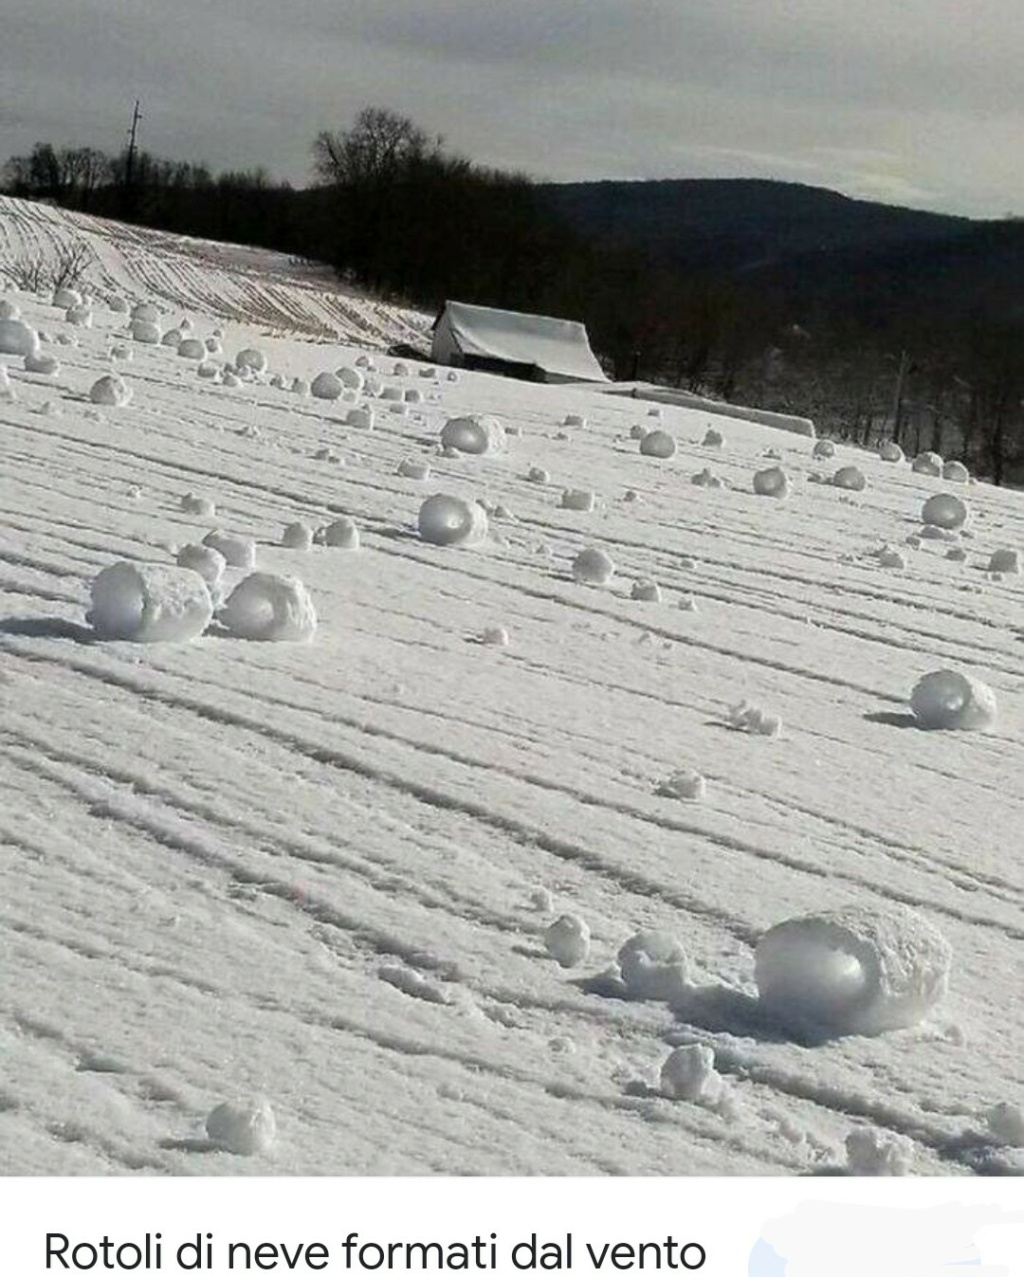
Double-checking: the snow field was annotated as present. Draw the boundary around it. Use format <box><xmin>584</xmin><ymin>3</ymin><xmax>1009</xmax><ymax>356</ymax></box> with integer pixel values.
<box><xmin>2</xmin><ymin>197</ymin><xmax>1024</xmax><ymax>1176</ymax></box>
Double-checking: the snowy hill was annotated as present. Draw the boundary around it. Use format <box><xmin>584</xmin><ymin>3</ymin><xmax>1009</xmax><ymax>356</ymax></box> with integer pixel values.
<box><xmin>2</xmin><ymin>201</ymin><xmax>1024</xmax><ymax>1176</ymax></box>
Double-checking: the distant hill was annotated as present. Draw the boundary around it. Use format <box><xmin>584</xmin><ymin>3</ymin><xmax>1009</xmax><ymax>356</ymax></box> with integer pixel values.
<box><xmin>537</xmin><ymin>178</ymin><xmax>1024</xmax><ymax>326</ymax></box>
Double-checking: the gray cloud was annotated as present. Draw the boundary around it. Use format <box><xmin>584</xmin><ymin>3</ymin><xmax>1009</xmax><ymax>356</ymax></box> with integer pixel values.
<box><xmin>2</xmin><ymin>0</ymin><xmax>1024</xmax><ymax>215</ymax></box>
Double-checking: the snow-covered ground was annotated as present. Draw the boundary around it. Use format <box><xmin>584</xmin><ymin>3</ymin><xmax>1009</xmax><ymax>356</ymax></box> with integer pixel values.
<box><xmin>2</xmin><ymin>198</ymin><xmax>1024</xmax><ymax>1177</ymax></box>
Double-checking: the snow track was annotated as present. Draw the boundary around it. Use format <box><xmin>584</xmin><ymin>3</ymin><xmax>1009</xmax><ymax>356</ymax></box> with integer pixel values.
<box><xmin>3</xmin><ymin>199</ymin><xmax>1024</xmax><ymax>1175</ymax></box>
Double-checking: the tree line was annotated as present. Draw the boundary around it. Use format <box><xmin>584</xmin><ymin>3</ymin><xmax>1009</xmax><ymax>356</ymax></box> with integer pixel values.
<box><xmin>5</xmin><ymin>111</ymin><xmax>1024</xmax><ymax>482</ymax></box>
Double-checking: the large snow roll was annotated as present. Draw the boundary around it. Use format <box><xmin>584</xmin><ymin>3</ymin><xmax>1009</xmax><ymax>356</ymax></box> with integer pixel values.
<box><xmin>201</xmin><ymin>529</ymin><xmax>256</xmax><ymax>569</ymax></box>
<box><xmin>617</xmin><ymin>931</ymin><xmax>690</xmax><ymax>1000</ymax></box>
<box><xmin>911</xmin><ymin>450</ymin><xmax>943</xmax><ymax>476</ymax></box>
<box><xmin>90</xmin><ymin>374</ymin><xmax>132</xmax><ymax>407</ymax></box>
<box><xmin>131</xmin><ymin>319</ymin><xmax>161</xmax><ymax>344</ymax></box>
<box><xmin>832</xmin><ymin>465</ymin><xmax>866</xmax><ymax>491</ymax></box>
<box><xmin>910</xmin><ymin>668</ymin><xmax>996</xmax><ymax>730</ymax></box>
<box><xmin>878</xmin><ymin>439</ymin><xmax>904</xmax><ymax>463</ymax></box>
<box><xmin>220</xmin><ymin>572</ymin><xmax>317</xmax><ymax>642</ymax></box>
<box><xmin>88</xmin><ymin>561</ymin><xmax>213</xmax><ymax>642</ymax></box>
<box><xmin>0</xmin><ymin>318</ymin><xmax>40</xmax><ymax>357</ymax></box>
<box><xmin>755</xmin><ymin>905</ymin><xmax>951</xmax><ymax>1035</ymax></box>
<box><xmin>639</xmin><ymin>429</ymin><xmax>676</xmax><ymax>458</ymax></box>
<box><xmin>921</xmin><ymin>492</ymin><xmax>969</xmax><ymax>530</ymax></box>
<box><xmin>752</xmin><ymin>465</ymin><xmax>790</xmax><ymax>498</ymax></box>
<box><xmin>440</xmin><ymin>414</ymin><xmax>506</xmax><ymax>455</ymax></box>
<box><xmin>235</xmin><ymin>347</ymin><xmax>267</xmax><ymax>373</ymax></box>
<box><xmin>310</xmin><ymin>371</ymin><xmax>343</xmax><ymax>400</ymax></box>
<box><xmin>418</xmin><ymin>494</ymin><xmax>488</xmax><ymax>546</ymax></box>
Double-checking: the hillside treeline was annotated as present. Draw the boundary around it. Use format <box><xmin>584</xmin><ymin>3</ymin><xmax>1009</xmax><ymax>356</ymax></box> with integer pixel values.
<box><xmin>6</xmin><ymin>111</ymin><xmax>1024</xmax><ymax>482</ymax></box>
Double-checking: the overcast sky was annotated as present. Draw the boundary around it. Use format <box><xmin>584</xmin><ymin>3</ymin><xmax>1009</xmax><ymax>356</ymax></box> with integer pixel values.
<box><xmin>4</xmin><ymin>0</ymin><xmax>1024</xmax><ymax>218</ymax></box>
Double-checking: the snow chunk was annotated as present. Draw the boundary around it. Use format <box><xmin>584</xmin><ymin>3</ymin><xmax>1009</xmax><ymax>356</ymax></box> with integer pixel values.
<box><xmin>161</xmin><ymin>328</ymin><xmax>182</xmax><ymax>348</ymax></box>
<box><xmin>65</xmin><ymin>305</ymin><xmax>93</xmax><ymax>328</ymax></box>
<box><xmin>618</xmin><ymin>931</ymin><xmax>690</xmax><ymax>1000</ymax></box>
<box><xmin>755</xmin><ymin>905</ymin><xmax>952</xmax><ymax>1036</ymax></box>
<box><xmin>397</xmin><ymin>458</ymin><xmax>431</xmax><ymax>480</ymax></box>
<box><xmin>656</xmin><ymin>768</ymin><xmax>706</xmax><ymax>800</ymax></box>
<box><xmin>660</xmin><ymin>1044</ymin><xmax>724</xmax><ymax>1104</ymax></box>
<box><xmin>0</xmin><ymin>318</ymin><xmax>39</xmax><ymax>356</ymax></box>
<box><xmin>845</xmin><ymin>1127</ymin><xmax>913</xmax><ymax>1176</ymax></box>
<box><xmin>631</xmin><ymin>578</ymin><xmax>662</xmax><ymax>602</ymax></box>
<box><xmin>987</xmin><ymin>1102</ymin><xmax>1024</xmax><ymax>1146</ymax></box>
<box><xmin>235</xmin><ymin>348</ymin><xmax>267</xmax><ymax>373</ymax></box>
<box><xmin>88</xmin><ymin>561</ymin><xmax>213</xmax><ymax>642</ymax></box>
<box><xmin>560</xmin><ymin>489</ymin><xmax>597</xmax><ymax>512</ymax></box>
<box><xmin>572</xmin><ymin>546</ymin><xmax>615</xmax><ymax>585</ymax></box>
<box><xmin>702</xmin><ymin>427</ymin><xmax>724</xmax><ymax>447</ymax></box>
<box><xmin>205</xmin><ymin>1098</ymin><xmax>276</xmax><ymax>1156</ymax></box>
<box><xmin>24</xmin><ymin>351</ymin><xmax>59</xmax><ymax>375</ymax></box>
<box><xmin>418</xmin><ymin>494</ymin><xmax>489</xmax><ymax>547</ymax></box>
<box><xmin>988</xmin><ymin>548</ymin><xmax>1020</xmax><ymax>574</ymax></box>
<box><xmin>220</xmin><ymin>572</ymin><xmax>316</xmax><ymax>642</ymax></box>
<box><xmin>640</xmin><ymin>429</ymin><xmax>676</xmax><ymax>458</ymax></box>
<box><xmin>691</xmin><ymin>467</ymin><xmax>724</xmax><ymax>488</ymax></box>
<box><xmin>52</xmin><ymin>287</ymin><xmax>82</xmax><ymax>310</ymax></box>
<box><xmin>131</xmin><ymin>320</ymin><xmax>161</xmax><ymax>344</ymax></box>
<box><xmin>528</xmin><ymin>467</ymin><xmax>550</xmax><ymax>484</ymax></box>
<box><xmin>833</xmin><ymin>465</ymin><xmax>866</xmax><ymax>491</ymax></box>
<box><xmin>310</xmin><ymin>371</ymin><xmax>343</xmax><ymax>400</ymax></box>
<box><xmin>131</xmin><ymin>302</ymin><xmax>160</xmax><ymax>323</ymax></box>
<box><xmin>812</xmin><ymin>438</ymin><xmax>835</xmax><ymax>459</ymax></box>
<box><xmin>317</xmin><ymin>517</ymin><xmax>361</xmax><ymax>549</ymax></box>
<box><xmin>480</xmin><ymin>625</ymin><xmax>510</xmax><ymax>647</ymax></box>
<box><xmin>878</xmin><ymin>439</ymin><xmax>904</xmax><ymax>463</ymax></box>
<box><xmin>281</xmin><ymin>522</ymin><xmax>314</xmax><ymax>550</ymax></box>
<box><xmin>753</xmin><ymin>466</ymin><xmax>790</xmax><ymax>498</ymax></box>
<box><xmin>181</xmin><ymin>492</ymin><xmax>216</xmax><ymax>517</ymax></box>
<box><xmin>921</xmin><ymin>492</ymin><xmax>969</xmax><ymax>530</ymax></box>
<box><xmin>564</xmin><ymin>413</ymin><xmax>587</xmax><ymax>428</ymax></box>
<box><xmin>440</xmin><ymin>414</ymin><xmax>506</xmax><ymax>455</ymax></box>
<box><xmin>910</xmin><ymin>669</ymin><xmax>996</xmax><ymax>731</ymax></box>
<box><xmin>875</xmin><ymin>545</ymin><xmax>906</xmax><ymax>569</ymax></box>
<box><xmin>727</xmin><ymin>700</ymin><xmax>782</xmax><ymax>736</ymax></box>
<box><xmin>291</xmin><ymin>377</ymin><xmax>310</xmax><ymax>396</ymax></box>
<box><xmin>544</xmin><ymin>914</ymin><xmax>590</xmax><ymax>967</ymax></box>
<box><xmin>336</xmin><ymin>365</ymin><xmax>363</xmax><ymax>391</ymax></box>
<box><xmin>943</xmin><ymin>459</ymin><xmax>969</xmax><ymax>482</ymax></box>
<box><xmin>177</xmin><ymin>338</ymin><xmax>206</xmax><ymax>360</ymax></box>
<box><xmin>201</xmin><ymin>529</ymin><xmax>256</xmax><ymax>569</ymax></box>
<box><xmin>89</xmin><ymin>374</ymin><xmax>132</xmax><ymax>407</ymax></box>
<box><xmin>197</xmin><ymin>360</ymin><xmax>218</xmax><ymax>379</ymax></box>
<box><xmin>176</xmin><ymin>543</ymin><xmax>226</xmax><ymax>587</ymax></box>
<box><xmin>912</xmin><ymin>450</ymin><xmax>943</xmax><ymax>476</ymax></box>
<box><xmin>346</xmin><ymin>406</ymin><xmax>374</xmax><ymax>429</ymax></box>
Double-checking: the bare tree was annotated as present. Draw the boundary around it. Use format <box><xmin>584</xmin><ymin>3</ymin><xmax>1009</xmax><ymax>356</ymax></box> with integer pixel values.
<box><xmin>311</xmin><ymin>107</ymin><xmax>432</xmax><ymax>189</ymax></box>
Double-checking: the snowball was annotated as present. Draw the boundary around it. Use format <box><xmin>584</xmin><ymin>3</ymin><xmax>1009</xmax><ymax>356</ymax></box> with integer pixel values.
<box><xmin>160</xmin><ymin>328</ymin><xmax>182</xmax><ymax>348</ymax></box>
<box><xmin>572</xmin><ymin>546</ymin><xmax>615</xmax><ymax>585</ymax></box>
<box><xmin>618</xmin><ymin>931</ymin><xmax>690</xmax><ymax>1000</ymax></box>
<box><xmin>691</xmin><ymin>467</ymin><xmax>724</xmax><ymax>488</ymax></box>
<box><xmin>530</xmin><ymin>886</ymin><xmax>554</xmax><ymax>912</ymax></box>
<box><xmin>656</xmin><ymin>768</ymin><xmax>706</xmax><ymax>800</ymax></box>
<box><xmin>318</xmin><ymin>517</ymin><xmax>360</xmax><ymax>549</ymax></box>
<box><xmin>876</xmin><ymin>545</ymin><xmax>906</xmax><ymax>569</ymax></box>
<box><xmin>560</xmin><ymin>489</ymin><xmax>596</xmax><ymax>512</ymax></box>
<box><xmin>446</xmin><ymin>370</ymin><xmax>460</xmax><ymax>382</ymax></box>
<box><xmin>355</xmin><ymin>354</ymin><xmax>373</xmax><ymax>368</ymax></box>
<box><xmin>631</xmin><ymin>578</ymin><xmax>662</xmax><ymax>602</ymax></box>
<box><xmin>878</xmin><ymin>439</ymin><xmax>904</xmax><ymax>463</ymax></box>
<box><xmin>480</xmin><ymin>625</ymin><xmax>510</xmax><ymax>647</ymax></box>
<box><xmin>921</xmin><ymin>492</ymin><xmax>969</xmax><ymax>530</ymax></box>
<box><xmin>205</xmin><ymin>336</ymin><xmax>223</xmax><ymax>354</ymax></box>
<box><xmin>177</xmin><ymin>338</ymin><xmax>206</xmax><ymax>360</ymax></box>
<box><xmin>379</xmin><ymin>385</ymin><xmax>403</xmax><ymax>402</ymax></box>
<box><xmin>221</xmin><ymin>371</ymin><xmax>241</xmax><ymax>388</ymax></box>
<box><xmin>440</xmin><ymin>414</ymin><xmax>506</xmax><ymax>455</ymax></box>
<box><xmin>220</xmin><ymin>572</ymin><xmax>316</xmax><ymax>642</ymax></box>
<box><xmin>404</xmin><ymin>387</ymin><xmax>423</xmax><ymax>404</ymax></box>
<box><xmin>629</xmin><ymin>424</ymin><xmax>647</xmax><ymax>440</ymax></box>
<box><xmin>345</xmin><ymin>406</ymin><xmax>374</xmax><ymax>430</ymax></box>
<box><xmin>24</xmin><ymin>351</ymin><xmax>59</xmax><ymax>375</ymax></box>
<box><xmin>912</xmin><ymin>450</ymin><xmax>943</xmax><ymax>476</ymax></box>
<box><xmin>336</xmin><ymin>365</ymin><xmax>363</xmax><ymax>391</ymax></box>
<box><xmin>543</xmin><ymin>914</ymin><xmax>590</xmax><ymax>967</ymax></box>
<box><xmin>201</xmin><ymin>529</ymin><xmax>256</xmax><ymax>569</ymax></box>
<box><xmin>988</xmin><ymin>548</ymin><xmax>1020</xmax><ymax>574</ymax></box>
<box><xmin>527</xmin><ymin>467</ymin><xmax>550</xmax><ymax>484</ymax></box>
<box><xmin>88</xmin><ymin>561</ymin><xmax>213</xmax><ymax>642</ymax></box>
<box><xmin>313</xmin><ymin>446</ymin><xmax>341</xmax><ymax>463</ymax></box>
<box><xmin>640</xmin><ymin>429</ymin><xmax>676</xmax><ymax>459</ymax></box>
<box><xmin>89</xmin><ymin>374</ymin><xmax>132</xmax><ymax>407</ymax></box>
<box><xmin>987</xmin><ymin>1102</ymin><xmax>1024</xmax><ymax>1146</ymax></box>
<box><xmin>660</xmin><ymin>1044</ymin><xmax>724</xmax><ymax>1103</ymax></box>
<box><xmin>131</xmin><ymin>302</ymin><xmax>160</xmax><ymax>323</ymax></box>
<box><xmin>943</xmin><ymin>459</ymin><xmax>970</xmax><ymax>483</ymax></box>
<box><xmin>755</xmin><ymin>905</ymin><xmax>952</xmax><ymax>1036</ymax></box>
<box><xmin>176</xmin><ymin>543</ymin><xmax>226</xmax><ymax>588</ymax></box>
<box><xmin>418</xmin><ymin>494</ymin><xmax>488</xmax><ymax>547</ymax></box>
<box><xmin>281</xmin><ymin>521</ymin><xmax>314</xmax><ymax>550</ymax></box>
<box><xmin>53</xmin><ymin>287</ymin><xmax>82</xmax><ymax>310</ymax></box>
<box><xmin>110</xmin><ymin>343</ymin><xmax>131</xmax><ymax>360</ymax></box>
<box><xmin>205</xmin><ymin>1098</ymin><xmax>276</xmax><ymax>1156</ymax></box>
<box><xmin>702</xmin><ymin>427</ymin><xmax>724</xmax><ymax>447</ymax></box>
<box><xmin>108</xmin><ymin>294</ymin><xmax>129</xmax><ymax>314</ymax></box>
<box><xmin>833</xmin><ymin>465</ymin><xmax>866</xmax><ymax>491</ymax></box>
<box><xmin>310</xmin><ymin>371</ymin><xmax>343</xmax><ymax>400</ymax></box>
<box><xmin>753</xmin><ymin>466</ymin><xmax>790</xmax><ymax>498</ymax></box>
<box><xmin>910</xmin><ymin>669</ymin><xmax>996</xmax><ymax>731</ymax></box>
<box><xmin>392</xmin><ymin>361</ymin><xmax>409</xmax><ymax>377</ymax></box>
<box><xmin>289</xmin><ymin>377</ymin><xmax>309</xmax><ymax>396</ymax></box>
<box><xmin>388</xmin><ymin>400</ymin><xmax>408</xmax><ymax>416</ymax></box>
<box><xmin>0</xmin><ymin>318</ymin><xmax>39</xmax><ymax>356</ymax></box>
<box><xmin>564</xmin><ymin>413</ymin><xmax>587</xmax><ymax>428</ymax></box>
<box><xmin>394</xmin><ymin>458</ymin><xmax>429</xmax><ymax>481</ymax></box>
<box><xmin>946</xmin><ymin>546</ymin><xmax>968</xmax><ymax>563</ymax></box>
<box><xmin>65</xmin><ymin>305</ymin><xmax>92</xmax><ymax>328</ymax></box>
<box><xmin>844</xmin><ymin>1127</ymin><xmax>913</xmax><ymax>1176</ymax></box>
<box><xmin>812</xmin><ymin>438</ymin><xmax>835</xmax><ymax>459</ymax></box>
<box><xmin>235</xmin><ymin>347</ymin><xmax>267</xmax><ymax>373</ymax></box>
<box><xmin>727</xmin><ymin>700</ymin><xmax>782</xmax><ymax>736</ymax></box>
<box><xmin>131</xmin><ymin>319</ymin><xmax>161</xmax><ymax>344</ymax></box>
<box><xmin>181</xmin><ymin>492</ymin><xmax>216</xmax><ymax>517</ymax></box>
<box><xmin>197</xmin><ymin>360</ymin><xmax>219</xmax><ymax>379</ymax></box>
<box><xmin>920</xmin><ymin>523</ymin><xmax>957</xmax><ymax>541</ymax></box>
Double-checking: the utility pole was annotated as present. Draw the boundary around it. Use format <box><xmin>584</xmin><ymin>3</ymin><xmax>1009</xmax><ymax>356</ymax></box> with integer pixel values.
<box><xmin>891</xmin><ymin>348</ymin><xmax>909</xmax><ymax>446</ymax></box>
<box><xmin>123</xmin><ymin>99</ymin><xmax>141</xmax><ymax>219</ymax></box>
